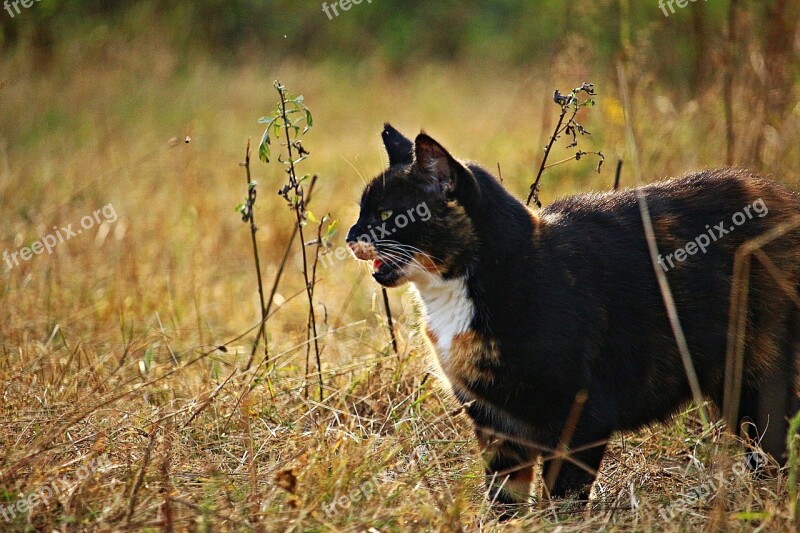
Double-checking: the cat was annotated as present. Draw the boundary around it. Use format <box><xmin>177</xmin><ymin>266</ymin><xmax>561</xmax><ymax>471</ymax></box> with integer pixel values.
<box><xmin>347</xmin><ymin>123</ymin><xmax>800</xmax><ymax>514</ymax></box>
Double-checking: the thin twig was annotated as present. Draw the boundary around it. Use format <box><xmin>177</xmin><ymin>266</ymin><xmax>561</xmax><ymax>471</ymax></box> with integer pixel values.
<box><xmin>182</xmin><ymin>366</ymin><xmax>239</xmax><ymax>428</ymax></box>
<box><xmin>527</xmin><ymin>105</ymin><xmax>569</xmax><ymax>207</ymax></box>
<box><xmin>159</xmin><ymin>423</ymin><xmax>174</xmax><ymax>533</ymax></box>
<box><xmin>543</xmin><ymin>151</ymin><xmax>605</xmax><ymax>172</ymax></box>
<box><xmin>724</xmin><ymin>0</ymin><xmax>738</xmax><ymax>166</ymax></box>
<box><xmin>244</xmin><ymin>175</ymin><xmax>317</xmax><ymax>373</ymax></box>
<box><xmin>334</xmin><ymin>270</ymin><xmax>366</xmax><ymax>328</ymax></box>
<box><xmin>382</xmin><ymin>287</ymin><xmax>399</xmax><ymax>356</ymax></box>
<box><xmin>543</xmin><ymin>390</ymin><xmax>589</xmax><ymax>496</ymax></box>
<box><xmin>527</xmin><ymin>83</ymin><xmax>601</xmax><ymax>207</ymax></box>
<box><xmin>276</xmin><ymin>81</ymin><xmax>323</xmax><ymax>402</ymax></box>
<box><xmin>242</xmin><ymin>139</ymin><xmax>269</xmax><ymax>369</ymax></box>
<box><xmin>723</xmin><ymin>216</ymin><xmax>800</xmax><ymax>429</ymax></box>
<box><xmin>126</xmin><ymin>428</ymin><xmax>158</xmax><ymax>525</ymax></box>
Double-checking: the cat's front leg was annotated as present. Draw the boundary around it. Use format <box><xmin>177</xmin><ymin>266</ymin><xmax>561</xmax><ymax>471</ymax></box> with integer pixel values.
<box><xmin>475</xmin><ymin>426</ymin><xmax>537</xmax><ymax>519</ymax></box>
<box><xmin>541</xmin><ymin>436</ymin><xmax>609</xmax><ymax>502</ymax></box>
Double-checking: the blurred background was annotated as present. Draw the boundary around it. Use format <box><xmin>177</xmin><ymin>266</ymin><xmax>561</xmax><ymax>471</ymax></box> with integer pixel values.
<box><xmin>2</xmin><ymin>1</ymin><xmax>798</xmax><ymax>345</ymax></box>
<box><xmin>1</xmin><ymin>1</ymin><xmax>799</xmax><ymax>529</ymax></box>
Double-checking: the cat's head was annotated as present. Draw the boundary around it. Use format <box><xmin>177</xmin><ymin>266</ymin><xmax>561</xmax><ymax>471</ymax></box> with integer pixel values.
<box><xmin>346</xmin><ymin>124</ymin><xmax>480</xmax><ymax>287</ymax></box>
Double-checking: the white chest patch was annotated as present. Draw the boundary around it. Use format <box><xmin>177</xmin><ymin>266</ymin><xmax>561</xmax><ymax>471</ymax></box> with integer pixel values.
<box><xmin>409</xmin><ymin>272</ymin><xmax>475</xmax><ymax>366</ymax></box>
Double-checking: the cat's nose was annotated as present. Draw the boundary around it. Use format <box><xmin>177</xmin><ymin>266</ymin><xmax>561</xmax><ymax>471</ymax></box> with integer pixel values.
<box><xmin>348</xmin><ymin>240</ymin><xmax>376</xmax><ymax>261</ymax></box>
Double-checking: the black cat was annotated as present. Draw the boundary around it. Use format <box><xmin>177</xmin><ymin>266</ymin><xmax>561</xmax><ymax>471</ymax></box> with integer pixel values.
<box><xmin>347</xmin><ymin>124</ymin><xmax>800</xmax><ymax>513</ymax></box>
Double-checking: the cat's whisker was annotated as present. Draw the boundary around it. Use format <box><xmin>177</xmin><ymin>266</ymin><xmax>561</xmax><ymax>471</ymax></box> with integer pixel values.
<box><xmin>377</xmin><ymin>241</ymin><xmax>445</xmax><ymax>265</ymax></box>
<box><xmin>377</xmin><ymin>250</ymin><xmax>417</xmax><ymax>270</ymax></box>
<box><xmin>378</xmin><ymin>240</ymin><xmax>442</xmax><ymax>261</ymax></box>
<box><xmin>341</xmin><ymin>155</ymin><xmax>368</xmax><ymax>187</ymax></box>
<box><xmin>377</xmin><ymin>246</ymin><xmax>415</xmax><ymax>263</ymax></box>
<box><xmin>380</xmin><ymin>244</ymin><xmax>444</xmax><ymax>275</ymax></box>
<box><xmin>379</xmin><ymin>248</ymin><xmax>441</xmax><ymax>276</ymax></box>
<box><xmin>391</xmin><ymin>246</ymin><xmax>445</xmax><ymax>265</ymax></box>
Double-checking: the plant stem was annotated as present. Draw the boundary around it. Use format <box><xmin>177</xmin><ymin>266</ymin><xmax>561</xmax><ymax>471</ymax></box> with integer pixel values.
<box><xmin>382</xmin><ymin>287</ymin><xmax>398</xmax><ymax>356</ymax></box>
<box><xmin>245</xmin><ymin>177</ymin><xmax>317</xmax><ymax>372</ymax></box>
<box><xmin>527</xmin><ymin>106</ymin><xmax>568</xmax><ymax>207</ymax></box>
<box><xmin>724</xmin><ymin>0</ymin><xmax>738</xmax><ymax>166</ymax></box>
<box><xmin>614</xmin><ymin>159</ymin><xmax>623</xmax><ymax>190</ymax></box>
<box><xmin>277</xmin><ymin>81</ymin><xmax>323</xmax><ymax>402</ymax></box>
<box><xmin>242</xmin><ymin>139</ymin><xmax>269</xmax><ymax>369</ymax></box>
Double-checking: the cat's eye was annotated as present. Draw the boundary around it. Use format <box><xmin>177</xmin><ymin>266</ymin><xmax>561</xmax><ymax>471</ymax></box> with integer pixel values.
<box><xmin>379</xmin><ymin>210</ymin><xmax>393</xmax><ymax>222</ymax></box>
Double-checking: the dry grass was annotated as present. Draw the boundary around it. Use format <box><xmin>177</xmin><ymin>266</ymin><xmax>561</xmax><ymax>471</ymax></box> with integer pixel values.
<box><xmin>0</xmin><ymin>32</ymin><xmax>799</xmax><ymax>531</ymax></box>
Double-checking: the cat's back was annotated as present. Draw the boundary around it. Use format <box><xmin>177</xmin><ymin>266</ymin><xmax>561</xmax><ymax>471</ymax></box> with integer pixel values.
<box><xmin>537</xmin><ymin>168</ymin><xmax>800</xmax><ymax>250</ymax></box>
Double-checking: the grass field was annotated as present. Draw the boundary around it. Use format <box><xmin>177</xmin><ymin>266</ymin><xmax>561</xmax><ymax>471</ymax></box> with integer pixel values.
<box><xmin>1</xmin><ymin>30</ymin><xmax>800</xmax><ymax>531</ymax></box>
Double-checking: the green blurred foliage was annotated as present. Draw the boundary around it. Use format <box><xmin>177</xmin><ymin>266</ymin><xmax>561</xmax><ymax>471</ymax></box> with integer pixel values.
<box><xmin>0</xmin><ymin>0</ymin><xmax>795</xmax><ymax>95</ymax></box>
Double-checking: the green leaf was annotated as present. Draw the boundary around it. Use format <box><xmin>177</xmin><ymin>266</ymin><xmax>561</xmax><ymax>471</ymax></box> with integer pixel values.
<box><xmin>304</xmin><ymin>110</ymin><xmax>313</xmax><ymax>133</ymax></box>
<box><xmin>259</xmin><ymin>142</ymin><xmax>270</xmax><ymax>163</ymax></box>
<box><xmin>258</xmin><ymin>130</ymin><xmax>271</xmax><ymax>163</ymax></box>
<box><xmin>307</xmin><ymin>210</ymin><xmax>318</xmax><ymax>223</ymax></box>
<box><xmin>325</xmin><ymin>219</ymin><xmax>339</xmax><ymax>239</ymax></box>
<box><xmin>142</xmin><ymin>346</ymin><xmax>155</xmax><ymax>372</ymax></box>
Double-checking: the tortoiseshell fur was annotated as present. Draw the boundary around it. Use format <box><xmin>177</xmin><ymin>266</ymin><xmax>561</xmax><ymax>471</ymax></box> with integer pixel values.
<box><xmin>347</xmin><ymin>124</ymin><xmax>800</xmax><ymax>514</ymax></box>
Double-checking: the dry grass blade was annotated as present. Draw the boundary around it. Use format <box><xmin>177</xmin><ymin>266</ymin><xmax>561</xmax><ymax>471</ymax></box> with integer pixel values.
<box><xmin>127</xmin><ymin>428</ymin><xmax>158</xmax><ymax>525</ymax></box>
<box><xmin>544</xmin><ymin>390</ymin><xmax>589</xmax><ymax>497</ymax></box>
<box><xmin>723</xmin><ymin>248</ymin><xmax>751</xmax><ymax>432</ymax></box>
<box><xmin>617</xmin><ymin>62</ymin><xmax>709</xmax><ymax>427</ymax></box>
<box><xmin>160</xmin><ymin>423</ymin><xmax>175</xmax><ymax>533</ymax></box>
<box><xmin>723</xmin><ymin>216</ymin><xmax>800</xmax><ymax>430</ymax></box>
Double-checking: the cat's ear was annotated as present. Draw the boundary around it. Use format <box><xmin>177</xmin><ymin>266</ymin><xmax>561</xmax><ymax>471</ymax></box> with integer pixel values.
<box><xmin>414</xmin><ymin>133</ymin><xmax>459</xmax><ymax>197</ymax></box>
<box><xmin>382</xmin><ymin>123</ymin><xmax>414</xmax><ymax>166</ymax></box>
<box><xmin>414</xmin><ymin>133</ymin><xmax>480</xmax><ymax>208</ymax></box>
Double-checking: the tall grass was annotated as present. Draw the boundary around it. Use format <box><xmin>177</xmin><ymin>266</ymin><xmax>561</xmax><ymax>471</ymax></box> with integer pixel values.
<box><xmin>0</xmin><ymin>30</ymin><xmax>798</xmax><ymax>530</ymax></box>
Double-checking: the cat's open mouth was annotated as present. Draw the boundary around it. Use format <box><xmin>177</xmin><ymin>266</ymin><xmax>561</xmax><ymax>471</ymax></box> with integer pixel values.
<box><xmin>348</xmin><ymin>241</ymin><xmax>406</xmax><ymax>287</ymax></box>
<box><xmin>372</xmin><ymin>257</ymin><xmax>404</xmax><ymax>287</ymax></box>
